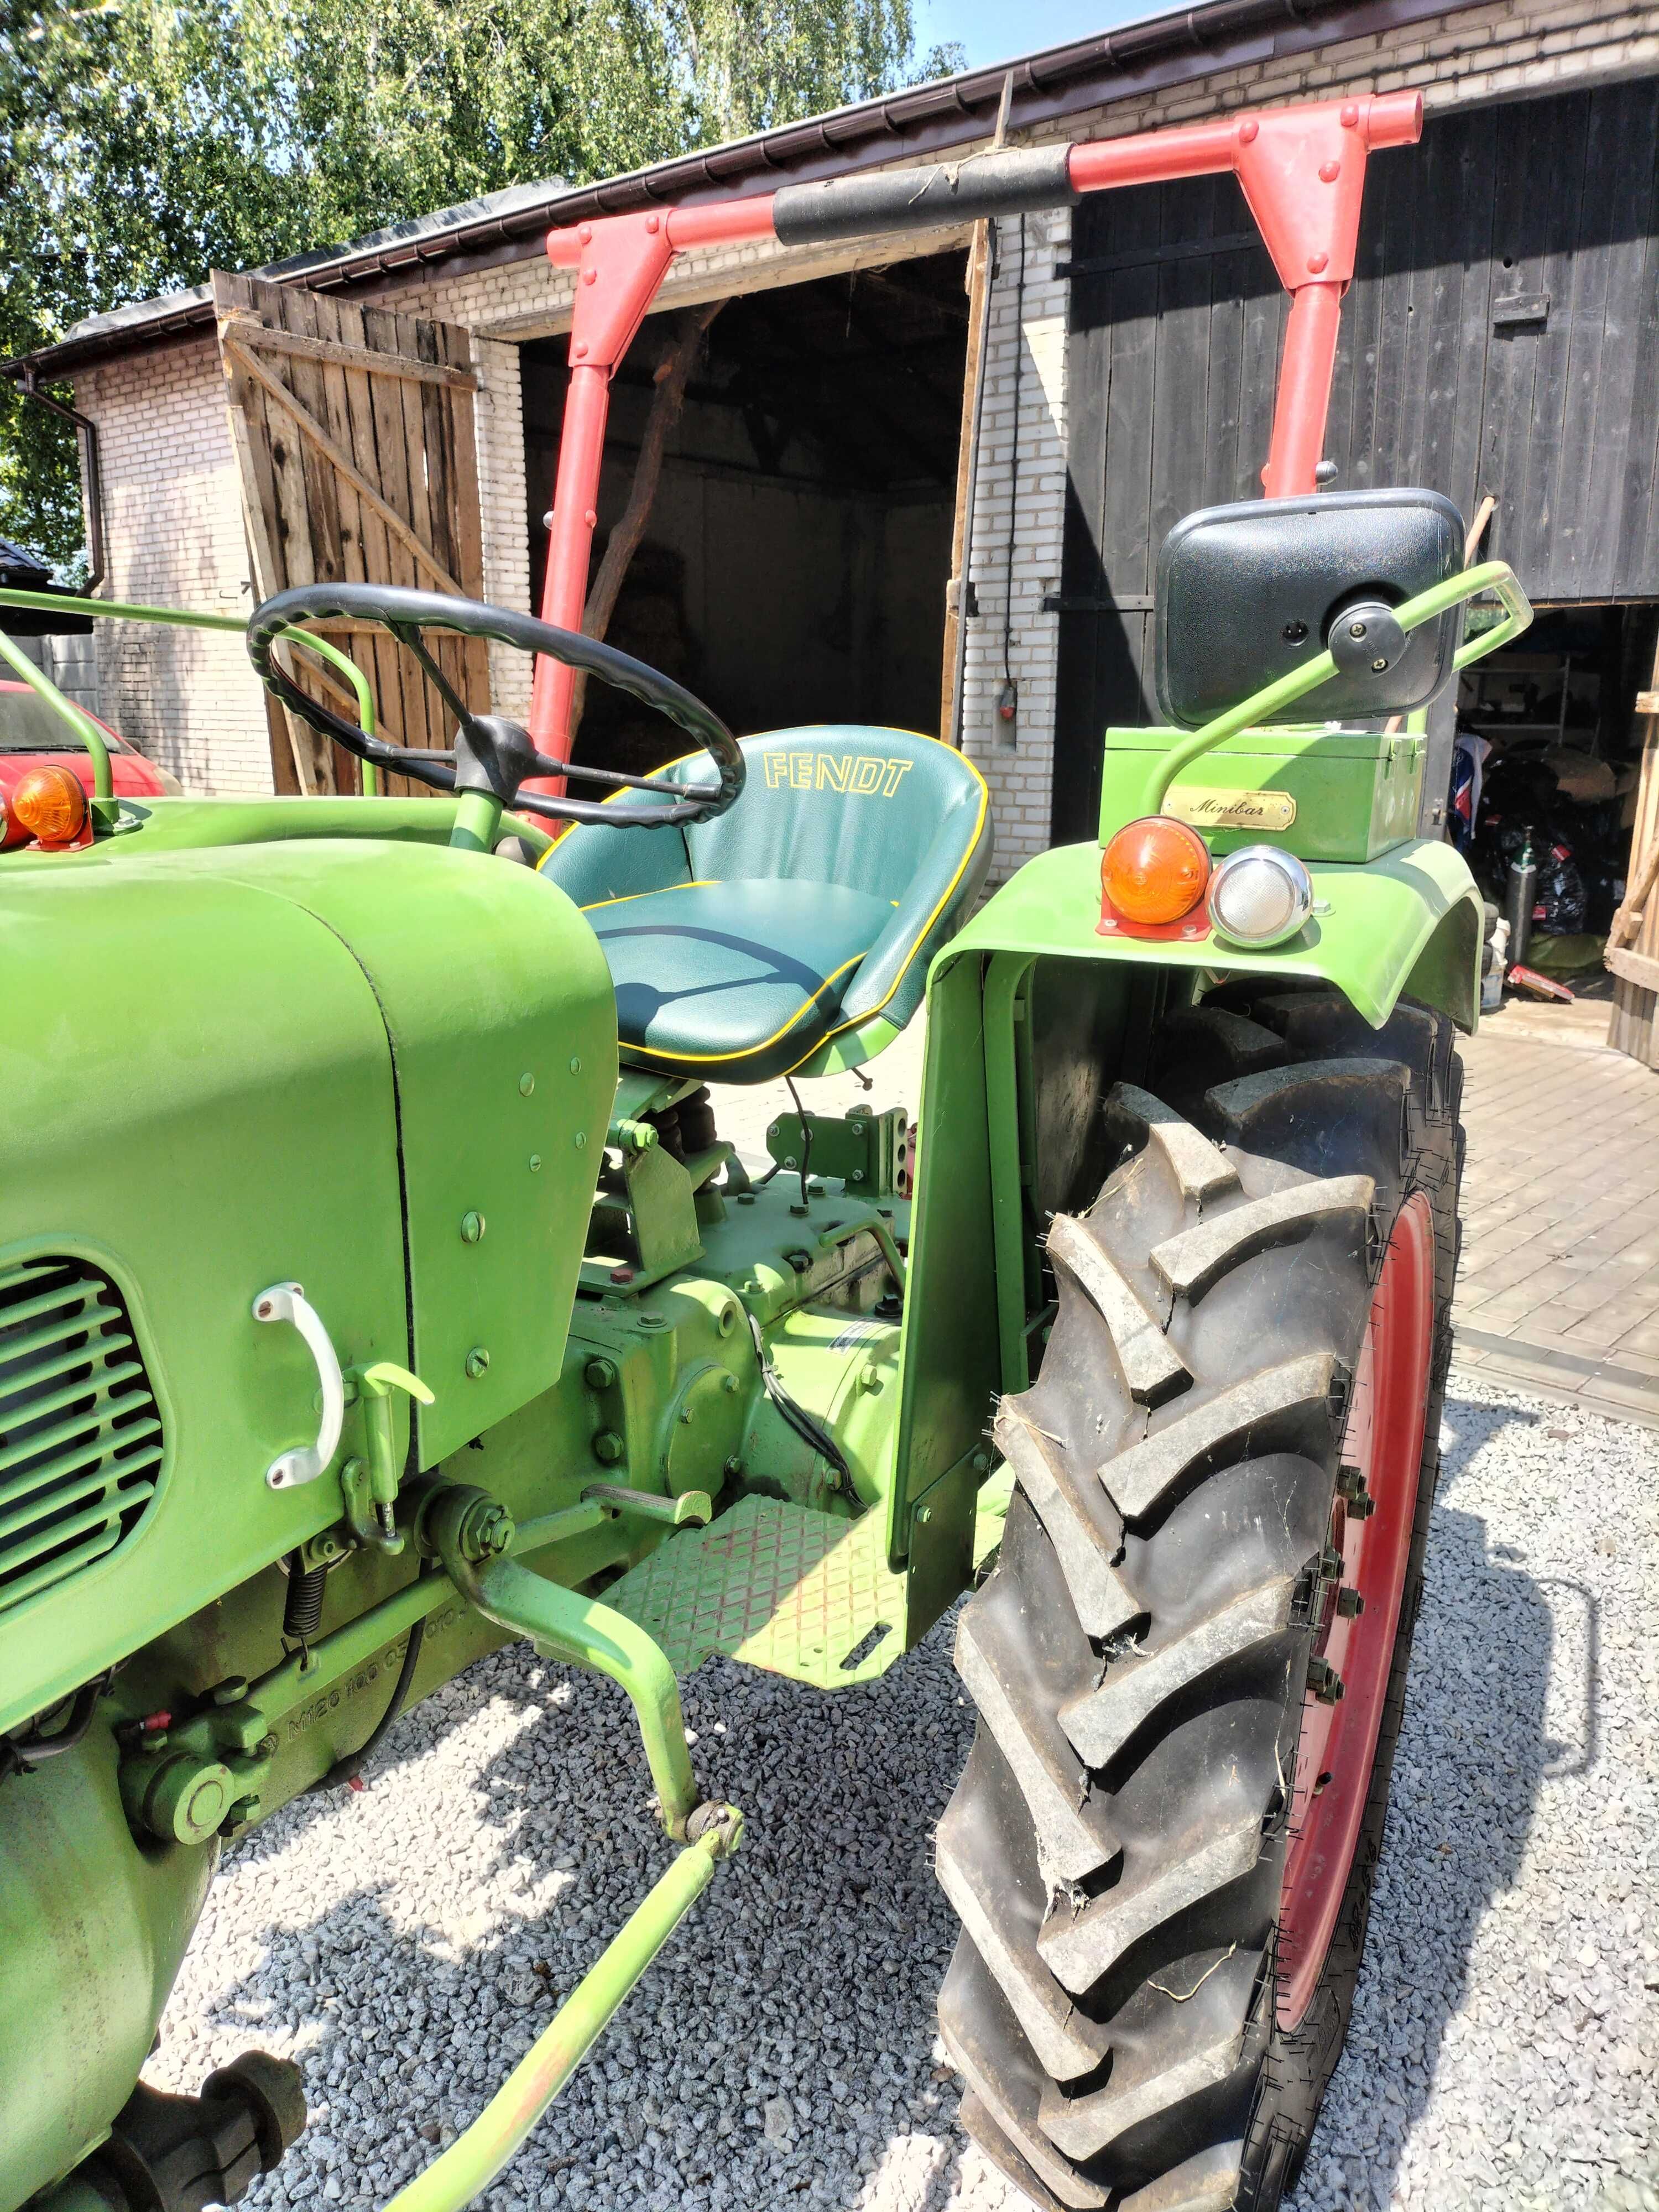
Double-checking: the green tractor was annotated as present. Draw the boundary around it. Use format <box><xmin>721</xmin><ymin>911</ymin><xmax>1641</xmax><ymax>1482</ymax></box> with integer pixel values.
<box><xmin>1</xmin><ymin>89</ymin><xmax>1531</xmax><ymax>2212</ymax></box>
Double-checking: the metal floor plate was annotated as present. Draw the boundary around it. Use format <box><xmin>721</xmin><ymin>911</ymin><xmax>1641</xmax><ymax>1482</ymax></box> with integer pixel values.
<box><xmin>605</xmin><ymin>1494</ymin><xmax>909</xmax><ymax>1688</ymax></box>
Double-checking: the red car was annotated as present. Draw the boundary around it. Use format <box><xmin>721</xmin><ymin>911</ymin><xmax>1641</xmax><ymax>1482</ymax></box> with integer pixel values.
<box><xmin>0</xmin><ymin>679</ymin><xmax>181</xmax><ymax>847</ymax></box>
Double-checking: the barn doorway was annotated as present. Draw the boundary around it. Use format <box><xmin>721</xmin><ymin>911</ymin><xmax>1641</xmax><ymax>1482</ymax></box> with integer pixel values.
<box><xmin>520</xmin><ymin>250</ymin><xmax>970</xmax><ymax>781</ymax></box>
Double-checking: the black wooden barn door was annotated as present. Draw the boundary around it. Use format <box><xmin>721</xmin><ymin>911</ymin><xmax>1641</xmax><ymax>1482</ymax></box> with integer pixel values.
<box><xmin>1052</xmin><ymin>175</ymin><xmax>1281</xmax><ymax>844</ymax></box>
<box><xmin>1052</xmin><ymin>81</ymin><xmax>1659</xmax><ymax>848</ymax></box>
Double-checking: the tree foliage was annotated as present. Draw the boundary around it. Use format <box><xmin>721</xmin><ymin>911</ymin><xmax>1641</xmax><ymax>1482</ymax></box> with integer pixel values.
<box><xmin>0</xmin><ymin>0</ymin><xmax>961</xmax><ymax>566</ymax></box>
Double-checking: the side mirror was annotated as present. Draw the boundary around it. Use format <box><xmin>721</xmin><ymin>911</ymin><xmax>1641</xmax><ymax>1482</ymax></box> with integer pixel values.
<box><xmin>1154</xmin><ymin>487</ymin><xmax>1467</xmax><ymax>729</ymax></box>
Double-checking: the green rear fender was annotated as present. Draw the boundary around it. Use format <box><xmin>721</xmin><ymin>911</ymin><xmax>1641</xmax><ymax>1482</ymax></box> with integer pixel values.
<box><xmin>943</xmin><ymin>834</ymin><xmax>1483</xmax><ymax>1033</ymax></box>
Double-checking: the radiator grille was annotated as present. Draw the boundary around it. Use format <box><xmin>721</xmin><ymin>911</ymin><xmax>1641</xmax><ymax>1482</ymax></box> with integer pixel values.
<box><xmin>0</xmin><ymin>1256</ymin><xmax>163</xmax><ymax>1617</ymax></box>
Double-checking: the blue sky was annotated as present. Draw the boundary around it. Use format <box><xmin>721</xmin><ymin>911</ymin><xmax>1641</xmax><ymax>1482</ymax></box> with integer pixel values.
<box><xmin>917</xmin><ymin>0</ymin><xmax>1155</xmax><ymax>72</ymax></box>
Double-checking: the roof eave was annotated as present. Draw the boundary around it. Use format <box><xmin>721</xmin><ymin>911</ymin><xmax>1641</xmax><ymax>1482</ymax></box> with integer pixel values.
<box><xmin>5</xmin><ymin>0</ymin><xmax>1493</xmax><ymax>382</ymax></box>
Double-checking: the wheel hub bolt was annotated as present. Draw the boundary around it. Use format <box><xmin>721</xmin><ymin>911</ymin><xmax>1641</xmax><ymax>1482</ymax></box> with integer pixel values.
<box><xmin>1335</xmin><ymin>1466</ymin><xmax>1376</xmax><ymax>1516</ymax></box>
<box><xmin>1336</xmin><ymin>1587</ymin><xmax>1365</xmax><ymax>1618</ymax></box>
<box><xmin>1307</xmin><ymin>1657</ymin><xmax>1345</xmax><ymax>1704</ymax></box>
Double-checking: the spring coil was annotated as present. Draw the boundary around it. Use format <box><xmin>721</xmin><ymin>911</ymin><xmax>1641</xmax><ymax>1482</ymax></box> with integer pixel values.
<box><xmin>282</xmin><ymin>1554</ymin><xmax>327</xmax><ymax>1643</ymax></box>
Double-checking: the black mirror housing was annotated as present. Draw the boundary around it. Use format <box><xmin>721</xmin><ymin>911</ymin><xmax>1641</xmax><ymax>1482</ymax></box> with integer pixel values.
<box><xmin>1154</xmin><ymin>487</ymin><xmax>1466</xmax><ymax>729</ymax></box>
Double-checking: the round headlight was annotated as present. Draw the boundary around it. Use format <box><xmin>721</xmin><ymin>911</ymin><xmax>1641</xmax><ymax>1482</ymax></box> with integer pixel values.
<box><xmin>1209</xmin><ymin>844</ymin><xmax>1314</xmax><ymax>948</ymax></box>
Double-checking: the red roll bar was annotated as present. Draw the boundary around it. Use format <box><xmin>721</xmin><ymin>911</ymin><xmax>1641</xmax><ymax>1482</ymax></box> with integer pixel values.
<box><xmin>526</xmin><ymin>89</ymin><xmax>1422</xmax><ymax>775</ymax></box>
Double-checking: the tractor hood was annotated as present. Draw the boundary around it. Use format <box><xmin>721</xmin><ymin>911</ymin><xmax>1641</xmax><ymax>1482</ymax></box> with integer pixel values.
<box><xmin>0</xmin><ymin>837</ymin><xmax>615</xmax><ymax>1731</ymax></box>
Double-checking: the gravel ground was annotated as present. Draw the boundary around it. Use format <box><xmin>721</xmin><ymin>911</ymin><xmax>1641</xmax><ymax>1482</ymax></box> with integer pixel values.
<box><xmin>152</xmin><ymin>1378</ymin><xmax>1659</xmax><ymax>2212</ymax></box>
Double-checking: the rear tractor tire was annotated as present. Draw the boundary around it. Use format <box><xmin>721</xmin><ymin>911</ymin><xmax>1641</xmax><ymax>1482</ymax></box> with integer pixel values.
<box><xmin>936</xmin><ymin>989</ymin><xmax>1462</xmax><ymax>2212</ymax></box>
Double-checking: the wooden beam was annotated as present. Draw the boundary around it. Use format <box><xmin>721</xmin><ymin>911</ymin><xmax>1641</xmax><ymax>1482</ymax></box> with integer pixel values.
<box><xmin>220</xmin><ymin>312</ymin><xmax>479</xmax><ymax>392</ymax></box>
<box><xmin>941</xmin><ymin>218</ymin><xmax>993</xmax><ymax>745</ymax></box>
<box><xmin>1609</xmin><ymin>627</ymin><xmax>1659</xmax><ymax>1068</ymax></box>
<box><xmin>1609</xmin><ymin>834</ymin><xmax>1659</xmax><ymax>950</ymax></box>
<box><xmin>276</xmin><ymin>638</ymin><xmax>379</xmax><ymax>729</ymax></box>
<box><xmin>940</xmin><ymin>71</ymin><xmax>1011</xmax><ymax>747</ymax></box>
<box><xmin>219</xmin><ymin>325</ymin><xmax>319</xmax><ymax>795</ymax></box>
<box><xmin>1606</xmin><ymin>944</ymin><xmax>1659</xmax><ymax>994</ymax></box>
<box><xmin>220</xmin><ymin>332</ymin><xmax>466</xmax><ymax>597</ymax></box>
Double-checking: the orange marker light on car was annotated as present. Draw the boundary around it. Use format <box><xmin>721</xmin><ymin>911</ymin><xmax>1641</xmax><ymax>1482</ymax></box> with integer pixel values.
<box><xmin>1100</xmin><ymin>815</ymin><xmax>1211</xmax><ymax>926</ymax></box>
<box><xmin>11</xmin><ymin>764</ymin><xmax>88</xmax><ymax>848</ymax></box>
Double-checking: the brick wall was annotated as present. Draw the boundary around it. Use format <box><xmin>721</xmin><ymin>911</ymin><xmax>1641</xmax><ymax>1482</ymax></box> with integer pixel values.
<box><xmin>959</xmin><ymin>207</ymin><xmax>1072</xmax><ymax>878</ymax></box>
<box><xmin>74</xmin><ymin>338</ymin><xmax>273</xmax><ymax>794</ymax></box>
<box><xmin>471</xmin><ymin>336</ymin><xmax>533</xmax><ymax>719</ymax></box>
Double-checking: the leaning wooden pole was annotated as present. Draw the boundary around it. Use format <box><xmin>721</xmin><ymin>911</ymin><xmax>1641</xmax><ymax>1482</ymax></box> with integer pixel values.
<box><xmin>940</xmin><ymin>221</ymin><xmax>993</xmax><ymax>748</ymax></box>
<box><xmin>940</xmin><ymin>72</ymin><xmax>1014</xmax><ymax>749</ymax></box>
<box><xmin>1606</xmin><ymin>634</ymin><xmax>1659</xmax><ymax>1067</ymax></box>
<box><xmin>565</xmin><ymin>301</ymin><xmax>723</xmax><ymax>737</ymax></box>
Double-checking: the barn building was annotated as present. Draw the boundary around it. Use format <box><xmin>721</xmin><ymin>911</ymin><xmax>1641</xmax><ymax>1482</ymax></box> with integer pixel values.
<box><xmin>8</xmin><ymin>0</ymin><xmax>1659</xmax><ymax>890</ymax></box>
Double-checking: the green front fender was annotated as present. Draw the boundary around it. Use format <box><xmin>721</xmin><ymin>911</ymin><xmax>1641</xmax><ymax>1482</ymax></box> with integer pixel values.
<box><xmin>886</xmin><ymin>832</ymin><xmax>1477</xmax><ymax>1597</ymax></box>
<box><xmin>945</xmin><ymin>835</ymin><xmax>1483</xmax><ymax>1032</ymax></box>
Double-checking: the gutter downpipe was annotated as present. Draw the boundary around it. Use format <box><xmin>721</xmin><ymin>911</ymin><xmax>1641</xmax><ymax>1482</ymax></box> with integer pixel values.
<box><xmin>17</xmin><ymin>372</ymin><xmax>105</xmax><ymax>590</ymax></box>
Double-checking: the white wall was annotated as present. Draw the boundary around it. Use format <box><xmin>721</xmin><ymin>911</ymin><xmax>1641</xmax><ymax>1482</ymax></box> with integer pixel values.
<box><xmin>73</xmin><ymin>337</ymin><xmax>273</xmax><ymax>794</ymax></box>
<box><xmin>9</xmin><ymin>629</ymin><xmax>101</xmax><ymax>714</ymax></box>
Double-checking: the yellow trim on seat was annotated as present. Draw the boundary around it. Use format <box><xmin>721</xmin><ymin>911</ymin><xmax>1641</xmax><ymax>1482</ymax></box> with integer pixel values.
<box><xmin>579</xmin><ymin>879</ymin><xmax>717</xmax><ymax>913</ymax></box>
<box><xmin>542</xmin><ymin>729</ymin><xmax>993</xmax><ymax>1076</ymax></box>
<box><xmin>778</xmin><ymin>753</ymin><xmax>990</xmax><ymax>1075</ymax></box>
<box><xmin>615</xmin><ymin>951</ymin><xmax>869</xmax><ymax>1067</ymax></box>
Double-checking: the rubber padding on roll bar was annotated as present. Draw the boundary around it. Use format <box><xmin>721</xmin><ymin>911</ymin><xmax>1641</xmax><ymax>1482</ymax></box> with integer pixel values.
<box><xmin>772</xmin><ymin>142</ymin><xmax>1076</xmax><ymax>245</ymax></box>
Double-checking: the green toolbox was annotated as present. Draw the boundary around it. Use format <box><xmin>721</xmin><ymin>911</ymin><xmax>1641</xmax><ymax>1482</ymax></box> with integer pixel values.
<box><xmin>1098</xmin><ymin>721</ymin><xmax>1427</xmax><ymax>862</ymax></box>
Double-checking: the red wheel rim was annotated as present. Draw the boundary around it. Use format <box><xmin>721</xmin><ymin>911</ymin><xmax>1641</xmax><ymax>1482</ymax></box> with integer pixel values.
<box><xmin>1276</xmin><ymin>1192</ymin><xmax>1435</xmax><ymax>2031</ymax></box>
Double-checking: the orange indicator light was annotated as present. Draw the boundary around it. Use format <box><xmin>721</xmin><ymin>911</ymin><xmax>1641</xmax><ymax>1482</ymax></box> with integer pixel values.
<box><xmin>11</xmin><ymin>764</ymin><xmax>88</xmax><ymax>848</ymax></box>
<box><xmin>1100</xmin><ymin>815</ymin><xmax>1211</xmax><ymax>926</ymax></box>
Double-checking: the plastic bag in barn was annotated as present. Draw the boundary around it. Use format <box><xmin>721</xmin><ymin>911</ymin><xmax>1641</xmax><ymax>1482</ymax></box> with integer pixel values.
<box><xmin>1532</xmin><ymin>841</ymin><xmax>1588</xmax><ymax>936</ymax></box>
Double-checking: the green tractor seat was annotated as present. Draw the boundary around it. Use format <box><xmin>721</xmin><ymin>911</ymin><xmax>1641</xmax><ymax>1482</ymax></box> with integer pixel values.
<box><xmin>538</xmin><ymin>726</ymin><xmax>992</xmax><ymax>1084</ymax></box>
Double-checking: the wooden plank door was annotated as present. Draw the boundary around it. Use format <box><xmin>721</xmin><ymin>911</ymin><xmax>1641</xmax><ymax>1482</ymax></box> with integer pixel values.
<box><xmin>213</xmin><ymin>270</ymin><xmax>489</xmax><ymax>796</ymax></box>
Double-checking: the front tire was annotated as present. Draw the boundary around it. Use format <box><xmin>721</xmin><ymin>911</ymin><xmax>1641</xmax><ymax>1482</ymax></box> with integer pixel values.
<box><xmin>936</xmin><ymin>989</ymin><xmax>1462</xmax><ymax>2211</ymax></box>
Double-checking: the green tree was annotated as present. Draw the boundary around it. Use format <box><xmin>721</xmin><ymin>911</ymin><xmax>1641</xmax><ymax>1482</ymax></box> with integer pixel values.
<box><xmin>0</xmin><ymin>0</ymin><xmax>962</xmax><ymax>568</ymax></box>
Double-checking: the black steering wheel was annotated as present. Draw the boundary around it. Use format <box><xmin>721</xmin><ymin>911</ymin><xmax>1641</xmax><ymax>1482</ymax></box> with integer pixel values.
<box><xmin>246</xmin><ymin>582</ymin><xmax>744</xmax><ymax>827</ymax></box>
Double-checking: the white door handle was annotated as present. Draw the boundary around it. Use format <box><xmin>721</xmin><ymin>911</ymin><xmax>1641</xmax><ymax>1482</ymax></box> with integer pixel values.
<box><xmin>253</xmin><ymin>1281</ymin><xmax>345</xmax><ymax>1490</ymax></box>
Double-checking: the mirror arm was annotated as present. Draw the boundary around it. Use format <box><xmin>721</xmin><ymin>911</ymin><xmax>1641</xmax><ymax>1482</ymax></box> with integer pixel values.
<box><xmin>1449</xmin><ymin>561</ymin><xmax>1533</xmax><ymax>671</ymax></box>
<box><xmin>1139</xmin><ymin>560</ymin><xmax>1532</xmax><ymax>818</ymax></box>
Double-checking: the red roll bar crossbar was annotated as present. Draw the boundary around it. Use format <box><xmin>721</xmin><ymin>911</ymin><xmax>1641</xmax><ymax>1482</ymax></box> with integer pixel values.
<box><xmin>525</xmin><ymin>89</ymin><xmax>1422</xmax><ymax>777</ymax></box>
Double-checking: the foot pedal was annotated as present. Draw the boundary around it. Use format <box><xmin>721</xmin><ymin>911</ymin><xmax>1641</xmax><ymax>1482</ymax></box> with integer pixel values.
<box><xmin>606</xmin><ymin>1495</ymin><xmax>908</xmax><ymax>1687</ymax></box>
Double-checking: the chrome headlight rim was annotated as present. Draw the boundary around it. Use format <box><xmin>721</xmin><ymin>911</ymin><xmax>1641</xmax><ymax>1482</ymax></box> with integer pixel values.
<box><xmin>1209</xmin><ymin>843</ymin><xmax>1315</xmax><ymax>948</ymax></box>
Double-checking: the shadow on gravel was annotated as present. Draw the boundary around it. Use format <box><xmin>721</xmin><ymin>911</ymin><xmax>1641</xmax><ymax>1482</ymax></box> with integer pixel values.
<box><xmin>1288</xmin><ymin>1391</ymin><xmax>1569</xmax><ymax>2212</ymax></box>
<box><xmin>205</xmin><ymin>1612</ymin><xmax>980</xmax><ymax>2212</ymax></box>
<box><xmin>189</xmin><ymin>1391</ymin><xmax>1582</xmax><ymax>2212</ymax></box>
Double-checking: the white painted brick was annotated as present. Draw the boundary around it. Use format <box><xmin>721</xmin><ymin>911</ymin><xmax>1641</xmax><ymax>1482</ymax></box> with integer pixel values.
<box><xmin>73</xmin><ymin>339</ymin><xmax>274</xmax><ymax>796</ymax></box>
